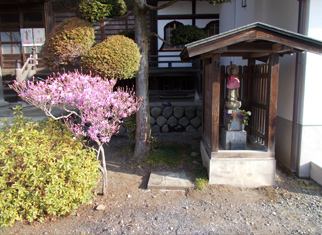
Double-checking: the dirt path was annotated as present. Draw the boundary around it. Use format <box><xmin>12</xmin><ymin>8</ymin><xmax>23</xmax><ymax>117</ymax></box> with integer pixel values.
<box><xmin>3</xmin><ymin>133</ymin><xmax>322</xmax><ymax>234</ymax></box>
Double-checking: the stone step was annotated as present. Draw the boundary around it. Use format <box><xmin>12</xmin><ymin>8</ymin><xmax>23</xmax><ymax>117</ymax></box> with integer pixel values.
<box><xmin>147</xmin><ymin>171</ymin><xmax>195</xmax><ymax>190</ymax></box>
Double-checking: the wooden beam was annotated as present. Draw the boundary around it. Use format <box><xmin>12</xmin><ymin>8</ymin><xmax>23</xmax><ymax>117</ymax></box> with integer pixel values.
<box><xmin>226</xmin><ymin>42</ymin><xmax>273</xmax><ymax>52</ymax></box>
<box><xmin>200</xmin><ymin>52</ymin><xmax>217</xmax><ymax>60</ymax></box>
<box><xmin>211</xmin><ymin>54</ymin><xmax>221</xmax><ymax>152</ymax></box>
<box><xmin>187</xmin><ymin>30</ymin><xmax>257</xmax><ymax>58</ymax></box>
<box><xmin>266</xmin><ymin>53</ymin><xmax>279</xmax><ymax>153</ymax></box>
<box><xmin>157</xmin><ymin>14</ymin><xmax>219</xmax><ymax>20</ymax></box>
<box><xmin>256</xmin><ymin>30</ymin><xmax>322</xmax><ymax>55</ymax></box>
<box><xmin>248</xmin><ymin>52</ymin><xmax>270</xmax><ymax>58</ymax></box>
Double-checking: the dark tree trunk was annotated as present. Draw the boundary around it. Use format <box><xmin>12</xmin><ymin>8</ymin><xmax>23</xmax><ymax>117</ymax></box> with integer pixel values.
<box><xmin>133</xmin><ymin>0</ymin><xmax>151</xmax><ymax>158</ymax></box>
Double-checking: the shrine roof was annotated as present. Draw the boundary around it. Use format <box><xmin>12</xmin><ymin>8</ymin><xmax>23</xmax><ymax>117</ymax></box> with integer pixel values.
<box><xmin>180</xmin><ymin>22</ymin><xmax>322</xmax><ymax>62</ymax></box>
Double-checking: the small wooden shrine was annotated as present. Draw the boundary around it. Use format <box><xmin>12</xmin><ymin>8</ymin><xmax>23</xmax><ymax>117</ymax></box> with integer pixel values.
<box><xmin>180</xmin><ymin>22</ymin><xmax>322</xmax><ymax>187</ymax></box>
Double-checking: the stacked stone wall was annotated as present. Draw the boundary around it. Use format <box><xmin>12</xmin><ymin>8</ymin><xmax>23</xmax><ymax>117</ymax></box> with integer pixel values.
<box><xmin>118</xmin><ymin>104</ymin><xmax>202</xmax><ymax>135</ymax></box>
<box><xmin>150</xmin><ymin>105</ymin><xmax>202</xmax><ymax>133</ymax></box>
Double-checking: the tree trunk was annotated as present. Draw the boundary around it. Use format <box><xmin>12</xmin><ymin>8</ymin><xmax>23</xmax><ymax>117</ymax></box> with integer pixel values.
<box><xmin>133</xmin><ymin>1</ymin><xmax>151</xmax><ymax>158</ymax></box>
<box><xmin>97</xmin><ymin>141</ymin><xmax>108</xmax><ymax>195</ymax></box>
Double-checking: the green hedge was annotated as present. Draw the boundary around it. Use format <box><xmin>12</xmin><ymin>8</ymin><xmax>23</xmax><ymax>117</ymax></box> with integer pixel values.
<box><xmin>0</xmin><ymin>109</ymin><xmax>100</xmax><ymax>229</ymax></box>
<box><xmin>76</xmin><ymin>0</ymin><xmax>127</xmax><ymax>23</ymax></box>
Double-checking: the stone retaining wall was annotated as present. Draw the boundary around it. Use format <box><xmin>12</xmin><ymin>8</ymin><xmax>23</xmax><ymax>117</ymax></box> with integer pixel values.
<box><xmin>119</xmin><ymin>104</ymin><xmax>202</xmax><ymax>134</ymax></box>
<box><xmin>150</xmin><ymin>105</ymin><xmax>202</xmax><ymax>133</ymax></box>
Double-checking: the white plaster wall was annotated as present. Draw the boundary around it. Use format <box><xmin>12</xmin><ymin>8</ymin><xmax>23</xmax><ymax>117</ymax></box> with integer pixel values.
<box><xmin>298</xmin><ymin>125</ymin><xmax>322</xmax><ymax>178</ymax></box>
<box><xmin>157</xmin><ymin>1</ymin><xmax>192</xmax><ymax>15</ymax></box>
<box><xmin>302</xmin><ymin>0</ymin><xmax>322</xmax><ymax>126</ymax></box>
<box><xmin>298</xmin><ymin>0</ymin><xmax>322</xmax><ymax>178</ymax></box>
<box><xmin>196</xmin><ymin>1</ymin><xmax>220</xmax><ymax>14</ymax></box>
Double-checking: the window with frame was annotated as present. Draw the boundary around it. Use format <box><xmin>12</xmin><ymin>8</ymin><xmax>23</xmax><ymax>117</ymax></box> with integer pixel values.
<box><xmin>161</xmin><ymin>21</ymin><xmax>184</xmax><ymax>51</ymax></box>
<box><xmin>160</xmin><ymin>20</ymin><xmax>219</xmax><ymax>51</ymax></box>
<box><xmin>203</xmin><ymin>20</ymin><xmax>219</xmax><ymax>37</ymax></box>
<box><xmin>0</xmin><ymin>31</ymin><xmax>21</xmax><ymax>54</ymax></box>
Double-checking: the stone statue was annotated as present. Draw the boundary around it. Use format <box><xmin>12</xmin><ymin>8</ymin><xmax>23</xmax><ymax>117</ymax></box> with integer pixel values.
<box><xmin>225</xmin><ymin>64</ymin><xmax>241</xmax><ymax>109</ymax></box>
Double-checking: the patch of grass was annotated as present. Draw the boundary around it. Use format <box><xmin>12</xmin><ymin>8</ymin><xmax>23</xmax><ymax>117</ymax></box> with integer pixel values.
<box><xmin>194</xmin><ymin>167</ymin><xmax>209</xmax><ymax>190</ymax></box>
<box><xmin>140</xmin><ymin>142</ymin><xmax>193</xmax><ymax>167</ymax></box>
<box><xmin>122</xmin><ymin>143</ymin><xmax>135</xmax><ymax>156</ymax></box>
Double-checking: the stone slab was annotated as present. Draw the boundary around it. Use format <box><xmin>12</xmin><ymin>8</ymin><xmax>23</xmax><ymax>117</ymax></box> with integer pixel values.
<box><xmin>231</xmin><ymin>142</ymin><xmax>246</xmax><ymax>150</ymax></box>
<box><xmin>148</xmin><ymin>171</ymin><xmax>195</xmax><ymax>190</ymax></box>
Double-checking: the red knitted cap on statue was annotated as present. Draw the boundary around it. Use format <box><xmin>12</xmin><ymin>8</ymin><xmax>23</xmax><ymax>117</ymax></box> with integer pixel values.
<box><xmin>227</xmin><ymin>76</ymin><xmax>240</xmax><ymax>89</ymax></box>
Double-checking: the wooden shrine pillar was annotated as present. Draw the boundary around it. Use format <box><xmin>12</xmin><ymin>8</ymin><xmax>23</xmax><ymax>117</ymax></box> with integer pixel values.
<box><xmin>211</xmin><ymin>54</ymin><xmax>221</xmax><ymax>152</ymax></box>
<box><xmin>266</xmin><ymin>53</ymin><xmax>279</xmax><ymax>152</ymax></box>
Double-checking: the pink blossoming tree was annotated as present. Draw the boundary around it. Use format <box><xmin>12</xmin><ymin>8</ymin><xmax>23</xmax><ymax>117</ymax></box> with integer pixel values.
<box><xmin>11</xmin><ymin>71</ymin><xmax>142</xmax><ymax>195</ymax></box>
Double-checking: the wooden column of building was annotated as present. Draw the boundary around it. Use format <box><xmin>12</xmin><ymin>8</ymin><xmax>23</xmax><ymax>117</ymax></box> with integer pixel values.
<box><xmin>211</xmin><ymin>54</ymin><xmax>221</xmax><ymax>152</ymax></box>
<box><xmin>266</xmin><ymin>53</ymin><xmax>279</xmax><ymax>153</ymax></box>
<box><xmin>44</xmin><ymin>1</ymin><xmax>54</xmax><ymax>36</ymax></box>
<box><xmin>202</xmin><ymin>57</ymin><xmax>211</xmax><ymax>154</ymax></box>
<box><xmin>247</xmin><ymin>58</ymin><xmax>255</xmax><ymax>110</ymax></box>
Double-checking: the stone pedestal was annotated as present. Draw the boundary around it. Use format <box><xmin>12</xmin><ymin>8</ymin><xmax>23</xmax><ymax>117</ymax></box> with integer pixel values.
<box><xmin>221</xmin><ymin>128</ymin><xmax>247</xmax><ymax>150</ymax></box>
<box><xmin>223</xmin><ymin>109</ymin><xmax>247</xmax><ymax>150</ymax></box>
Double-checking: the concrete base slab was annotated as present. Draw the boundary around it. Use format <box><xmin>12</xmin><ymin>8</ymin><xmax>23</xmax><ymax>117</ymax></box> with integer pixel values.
<box><xmin>201</xmin><ymin>141</ymin><xmax>276</xmax><ymax>188</ymax></box>
<box><xmin>147</xmin><ymin>171</ymin><xmax>195</xmax><ymax>190</ymax></box>
<box><xmin>310</xmin><ymin>162</ymin><xmax>322</xmax><ymax>186</ymax></box>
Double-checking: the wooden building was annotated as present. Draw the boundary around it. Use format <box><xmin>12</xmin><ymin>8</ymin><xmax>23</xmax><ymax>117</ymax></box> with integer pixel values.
<box><xmin>180</xmin><ymin>22</ymin><xmax>322</xmax><ymax>187</ymax></box>
<box><xmin>0</xmin><ymin>0</ymin><xmax>220</xmax><ymax>101</ymax></box>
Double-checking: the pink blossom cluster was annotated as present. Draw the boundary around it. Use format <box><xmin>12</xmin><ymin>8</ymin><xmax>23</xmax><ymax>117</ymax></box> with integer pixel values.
<box><xmin>11</xmin><ymin>71</ymin><xmax>142</xmax><ymax>144</ymax></box>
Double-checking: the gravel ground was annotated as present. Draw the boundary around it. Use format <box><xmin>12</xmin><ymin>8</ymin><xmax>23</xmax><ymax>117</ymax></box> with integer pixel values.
<box><xmin>2</xmin><ymin>133</ymin><xmax>322</xmax><ymax>235</ymax></box>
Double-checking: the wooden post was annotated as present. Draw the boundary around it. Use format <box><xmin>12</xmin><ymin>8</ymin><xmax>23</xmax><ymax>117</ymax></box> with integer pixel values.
<box><xmin>266</xmin><ymin>53</ymin><xmax>279</xmax><ymax>152</ymax></box>
<box><xmin>0</xmin><ymin>64</ymin><xmax>5</xmax><ymax>103</ymax></box>
<box><xmin>201</xmin><ymin>57</ymin><xmax>209</xmax><ymax>149</ymax></box>
<box><xmin>247</xmin><ymin>58</ymin><xmax>255</xmax><ymax>109</ymax></box>
<box><xmin>15</xmin><ymin>60</ymin><xmax>22</xmax><ymax>82</ymax></box>
<box><xmin>211</xmin><ymin>54</ymin><xmax>221</xmax><ymax>152</ymax></box>
<box><xmin>44</xmin><ymin>1</ymin><xmax>54</xmax><ymax>36</ymax></box>
<box><xmin>100</xmin><ymin>20</ymin><xmax>105</xmax><ymax>42</ymax></box>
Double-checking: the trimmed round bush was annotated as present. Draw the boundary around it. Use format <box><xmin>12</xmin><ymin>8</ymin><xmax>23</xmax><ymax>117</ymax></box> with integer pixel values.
<box><xmin>40</xmin><ymin>17</ymin><xmax>95</xmax><ymax>69</ymax></box>
<box><xmin>0</xmin><ymin>111</ymin><xmax>100</xmax><ymax>229</ymax></box>
<box><xmin>81</xmin><ymin>35</ymin><xmax>141</xmax><ymax>80</ymax></box>
<box><xmin>76</xmin><ymin>0</ymin><xmax>127</xmax><ymax>23</ymax></box>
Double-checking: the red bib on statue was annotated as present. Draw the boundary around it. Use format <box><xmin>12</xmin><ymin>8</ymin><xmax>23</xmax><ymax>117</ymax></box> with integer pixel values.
<box><xmin>227</xmin><ymin>76</ymin><xmax>240</xmax><ymax>89</ymax></box>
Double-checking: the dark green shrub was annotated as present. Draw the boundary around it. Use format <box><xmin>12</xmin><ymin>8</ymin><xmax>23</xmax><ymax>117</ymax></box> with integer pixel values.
<box><xmin>0</xmin><ymin>107</ymin><xmax>100</xmax><ymax>229</ymax></box>
<box><xmin>170</xmin><ymin>25</ymin><xmax>207</xmax><ymax>46</ymax></box>
<box><xmin>209</xmin><ymin>0</ymin><xmax>232</xmax><ymax>4</ymax></box>
<box><xmin>76</xmin><ymin>0</ymin><xmax>128</xmax><ymax>23</ymax></box>
<box><xmin>118</xmin><ymin>30</ymin><xmax>135</xmax><ymax>40</ymax></box>
<box><xmin>81</xmin><ymin>35</ymin><xmax>141</xmax><ymax>80</ymax></box>
<box><xmin>40</xmin><ymin>17</ymin><xmax>95</xmax><ymax>69</ymax></box>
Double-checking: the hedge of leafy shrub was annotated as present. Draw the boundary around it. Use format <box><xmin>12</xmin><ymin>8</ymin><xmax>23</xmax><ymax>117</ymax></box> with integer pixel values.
<box><xmin>81</xmin><ymin>35</ymin><xmax>141</xmax><ymax>80</ymax></box>
<box><xmin>118</xmin><ymin>30</ymin><xmax>135</xmax><ymax>40</ymax></box>
<box><xmin>76</xmin><ymin>0</ymin><xmax>127</xmax><ymax>23</ymax></box>
<box><xmin>170</xmin><ymin>25</ymin><xmax>207</xmax><ymax>46</ymax></box>
<box><xmin>40</xmin><ymin>17</ymin><xmax>95</xmax><ymax>69</ymax></box>
<box><xmin>0</xmin><ymin>108</ymin><xmax>100</xmax><ymax>229</ymax></box>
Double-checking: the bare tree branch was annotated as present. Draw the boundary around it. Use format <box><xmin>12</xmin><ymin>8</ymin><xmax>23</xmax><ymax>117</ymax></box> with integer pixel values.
<box><xmin>93</xmin><ymin>11</ymin><xmax>133</xmax><ymax>30</ymax></box>
<box><xmin>149</xmin><ymin>32</ymin><xmax>171</xmax><ymax>46</ymax></box>
<box><xmin>145</xmin><ymin>0</ymin><xmax>180</xmax><ymax>11</ymax></box>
